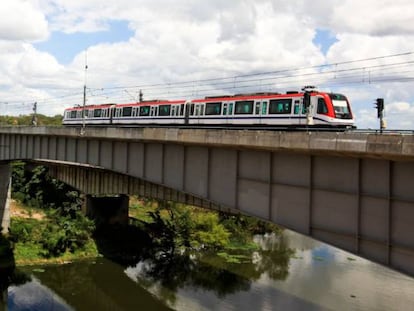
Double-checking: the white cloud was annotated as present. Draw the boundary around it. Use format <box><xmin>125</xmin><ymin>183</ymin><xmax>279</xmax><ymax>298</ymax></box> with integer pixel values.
<box><xmin>0</xmin><ymin>1</ymin><xmax>48</xmax><ymax>41</ymax></box>
<box><xmin>331</xmin><ymin>0</ymin><xmax>414</xmax><ymax>36</ymax></box>
<box><xmin>0</xmin><ymin>0</ymin><xmax>413</xmax><ymax>129</ymax></box>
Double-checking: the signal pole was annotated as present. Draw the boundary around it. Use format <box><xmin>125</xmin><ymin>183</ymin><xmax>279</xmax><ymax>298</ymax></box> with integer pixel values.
<box><xmin>374</xmin><ymin>98</ymin><xmax>386</xmax><ymax>133</ymax></box>
<box><xmin>81</xmin><ymin>50</ymin><xmax>88</xmax><ymax>135</ymax></box>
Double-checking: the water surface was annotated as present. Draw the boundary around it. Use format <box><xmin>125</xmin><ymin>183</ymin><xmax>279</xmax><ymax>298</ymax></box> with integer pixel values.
<box><xmin>4</xmin><ymin>230</ymin><xmax>414</xmax><ymax>311</ymax></box>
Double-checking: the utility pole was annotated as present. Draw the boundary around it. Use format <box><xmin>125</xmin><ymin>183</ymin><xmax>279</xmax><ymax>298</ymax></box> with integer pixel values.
<box><xmin>81</xmin><ymin>50</ymin><xmax>88</xmax><ymax>135</ymax></box>
<box><xmin>374</xmin><ymin>98</ymin><xmax>386</xmax><ymax>133</ymax></box>
<box><xmin>31</xmin><ymin>102</ymin><xmax>37</xmax><ymax>126</ymax></box>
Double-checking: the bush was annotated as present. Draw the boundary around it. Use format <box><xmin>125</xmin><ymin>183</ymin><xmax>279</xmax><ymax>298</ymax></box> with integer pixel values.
<box><xmin>40</xmin><ymin>210</ymin><xmax>95</xmax><ymax>258</ymax></box>
<box><xmin>190</xmin><ymin>212</ymin><xmax>230</xmax><ymax>250</ymax></box>
<box><xmin>9</xmin><ymin>219</ymin><xmax>38</xmax><ymax>243</ymax></box>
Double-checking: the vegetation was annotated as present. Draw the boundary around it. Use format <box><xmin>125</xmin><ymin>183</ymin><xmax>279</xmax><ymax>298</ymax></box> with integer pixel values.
<box><xmin>129</xmin><ymin>199</ymin><xmax>282</xmax><ymax>262</ymax></box>
<box><xmin>11</xmin><ymin>162</ymin><xmax>81</xmax><ymax>211</ymax></box>
<box><xmin>0</xmin><ymin>114</ymin><xmax>63</xmax><ymax>126</ymax></box>
<box><xmin>7</xmin><ymin>162</ymin><xmax>287</xmax><ymax>270</ymax></box>
<box><xmin>8</xmin><ymin>162</ymin><xmax>97</xmax><ymax>264</ymax></box>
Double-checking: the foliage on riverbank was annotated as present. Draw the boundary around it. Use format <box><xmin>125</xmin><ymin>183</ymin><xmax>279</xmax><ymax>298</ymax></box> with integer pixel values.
<box><xmin>8</xmin><ymin>162</ymin><xmax>98</xmax><ymax>265</ymax></box>
<box><xmin>8</xmin><ymin>162</ymin><xmax>284</xmax><ymax>266</ymax></box>
<box><xmin>129</xmin><ymin>199</ymin><xmax>282</xmax><ymax>262</ymax></box>
<box><xmin>9</xmin><ymin>208</ymin><xmax>98</xmax><ymax>265</ymax></box>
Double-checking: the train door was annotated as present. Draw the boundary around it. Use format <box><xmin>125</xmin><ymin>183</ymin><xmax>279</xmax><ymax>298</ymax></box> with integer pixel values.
<box><xmin>109</xmin><ymin>105</ymin><xmax>116</xmax><ymax>125</ymax></box>
<box><xmin>150</xmin><ymin>106</ymin><xmax>158</xmax><ymax>121</ymax></box>
<box><xmin>254</xmin><ymin>101</ymin><xmax>262</xmax><ymax>124</ymax></box>
<box><xmin>194</xmin><ymin>104</ymin><xmax>204</xmax><ymax>124</ymax></box>
<box><xmin>184</xmin><ymin>102</ymin><xmax>192</xmax><ymax>125</ymax></box>
<box><xmin>293</xmin><ymin>99</ymin><xmax>305</xmax><ymax>126</ymax></box>
<box><xmin>222</xmin><ymin>102</ymin><xmax>233</xmax><ymax>124</ymax></box>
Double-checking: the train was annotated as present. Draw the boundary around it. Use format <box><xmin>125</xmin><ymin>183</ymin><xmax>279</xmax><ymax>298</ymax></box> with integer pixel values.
<box><xmin>62</xmin><ymin>88</ymin><xmax>355</xmax><ymax>129</ymax></box>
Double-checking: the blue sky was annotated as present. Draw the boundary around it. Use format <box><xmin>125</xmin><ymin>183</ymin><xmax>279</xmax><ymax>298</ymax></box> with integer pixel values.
<box><xmin>35</xmin><ymin>21</ymin><xmax>134</xmax><ymax>65</ymax></box>
<box><xmin>313</xmin><ymin>29</ymin><xmax>338</xmax><ymax>55</ymax></box>
<box><xmin>0</xmin><ymin>0</ymin><xmax>414</xmax><ymax>129</ymax></box>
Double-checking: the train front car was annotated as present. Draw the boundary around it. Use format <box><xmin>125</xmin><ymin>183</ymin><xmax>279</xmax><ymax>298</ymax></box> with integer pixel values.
<box><xmin>311</xmin><ymin>92</ymin><xmax>355</xmax><ymax>128</ymax></box>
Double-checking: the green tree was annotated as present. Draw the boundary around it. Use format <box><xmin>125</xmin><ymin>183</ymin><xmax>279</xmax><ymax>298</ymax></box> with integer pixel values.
<box><xmin>190</xmin><ymin>212</ymin><xmax>230</xmax><ymax>250</ymax></box>
<box><xmin>40</xmin><ymin>209</ymin><xmax>95</xmax><ymax>257</ymax></box>
<box><xmin>12</xmin><ymin>162</ymin><xmax>82</xmax><ymax>213</ymax></box>
<box><xmin>145</xmin><ymin>202</ymin><xmax>231</xmax><ymax>253</ymax></box>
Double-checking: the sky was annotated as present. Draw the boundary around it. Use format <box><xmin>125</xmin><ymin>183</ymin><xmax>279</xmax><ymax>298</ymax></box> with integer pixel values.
<box><xmin>1</xmin><ymin>1</ymin><xmax>414</xmax><ymax>129</ymax></box>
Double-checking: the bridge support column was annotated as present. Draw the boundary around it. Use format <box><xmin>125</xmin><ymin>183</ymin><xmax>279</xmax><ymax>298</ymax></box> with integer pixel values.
<box><xmin>0</xmin><ymin>164</ymin><xmax>11</xmax><ymax>235</ymax></box>
<box><xmin>83</xmin><ymin>194</ymin><xmax>129</xmax><ymax>226</ymax></box>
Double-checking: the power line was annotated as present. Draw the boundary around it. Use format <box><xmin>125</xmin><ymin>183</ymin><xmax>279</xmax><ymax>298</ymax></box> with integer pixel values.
<box><xmin>2</xmin><ymin>51</ymin><xmax>414</xmax><ymax>111</ymax></box>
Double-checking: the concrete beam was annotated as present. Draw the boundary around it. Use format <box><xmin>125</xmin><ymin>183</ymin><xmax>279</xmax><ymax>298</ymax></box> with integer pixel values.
<box><xmin>1</xmin><ymin>127</ymin><xmax>414</xmax><ymax>162</ymax></box>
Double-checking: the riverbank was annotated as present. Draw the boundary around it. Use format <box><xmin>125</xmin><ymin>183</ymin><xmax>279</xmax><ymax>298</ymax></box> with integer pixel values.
<box><xmin>8</xmin><ymin>200</ymin><xmax>98</xmax><ymax>266</ymax></box>
<box><xmin>7</xmin><ymin>197</ymin><xmax>281</xmax><ymax>267</ymax></box>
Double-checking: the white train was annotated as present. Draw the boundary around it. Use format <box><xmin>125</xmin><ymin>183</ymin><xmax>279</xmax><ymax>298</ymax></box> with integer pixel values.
<box><xmin>62</xmin><ymin>89</ymin><xmax>355</xmax><ymax>129</ymax></box>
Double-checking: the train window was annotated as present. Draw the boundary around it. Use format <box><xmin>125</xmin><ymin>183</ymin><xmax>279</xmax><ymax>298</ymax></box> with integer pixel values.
<box><xmin>262</xmin><ymin>102</ymin><xmax>268</xmax><ymax>114</ymax></box>
<box><xmin>269</xmin><ymin>99</ymin><xmax>292</xmax><ymax>114</ymax></box>
<box><xmin>294</xmin><ymin>101</ymin><xmax>301</xmax><ymax>114</ymax></box>
<box><xmin>122</xmin><ymin>107</ymin><xmax>132</xmax><ymax>117</ymax></box>
<box><xmin>205</xmin><ymin>102</ymin><xmax>222</xmax><ymax>115</ymax></box>
<box><xmin>317</xmin><ymin>98</ymin><xmax>328</xmax><ymax>114</ymax></box>
<box><xmin>70</xmin><ymin>111</ymin><xmax>77</xmax><ymax>118</ymax></box>
<box><xmin>93</xmin><ymin>109</ymin><xmax>102</xmax><ymax>118</ymax></box>
<box><xmin>229</xmin><ymin>103</ymin><xmax>233</xmax><ymax>115</ymax></box>
<box><xmin>159</xmin><ymin>105</ymin><xmax>171</xmax><ymax>116</ymax></box>
<box><xmin>180</xmin><ymin>104</ymin><xmax>185</xmax><ymax>116</ymax></box>
<box><xmin>235</xmin><ymin>100</ymin><xmax>254</xmax><ymax>114</ymax></box>
<box><xmin>76</xmin><ymin>111</ymin><xmax>82</xmax><ymax>118</ymax></box>
<box><xmin>139</xmin><ymin>106</ymin><xmax>150</xmax><ymax>116</ymax></box>
<box><xmin>190</xmin><ymin>104</ymin><xmax>195</xmax><ymax>115</ymax></box>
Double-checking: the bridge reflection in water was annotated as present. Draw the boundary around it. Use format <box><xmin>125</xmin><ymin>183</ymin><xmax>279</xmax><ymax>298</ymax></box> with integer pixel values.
<box><xmin>4</xmin><ymin>229</ymin><xmax>414</xmax><ymax>311</ymax></box>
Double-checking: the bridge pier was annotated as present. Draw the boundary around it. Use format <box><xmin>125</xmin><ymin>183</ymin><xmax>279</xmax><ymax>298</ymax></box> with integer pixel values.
<box><xmin>0</xmin><ymin>164</ymin><xmax>11</xmax><ymax>235</ymax></box>
<box><xmin>83</xmin><ymin>194</ymin><xmax>129</xmax><ymax>227</ymax></box>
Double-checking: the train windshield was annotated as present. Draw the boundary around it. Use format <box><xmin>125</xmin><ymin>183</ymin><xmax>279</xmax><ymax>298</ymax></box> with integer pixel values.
<box><xmin>329</xmin><ymin>94</ymin><xmax>352</xmax><ymax>119</ymax></box>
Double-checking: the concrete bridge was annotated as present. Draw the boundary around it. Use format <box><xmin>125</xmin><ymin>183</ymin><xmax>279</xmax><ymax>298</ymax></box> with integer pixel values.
<box><xmin>0</xmin><ymin>126</ymin><xmax>414</xmax><ymax>276</ymax></box>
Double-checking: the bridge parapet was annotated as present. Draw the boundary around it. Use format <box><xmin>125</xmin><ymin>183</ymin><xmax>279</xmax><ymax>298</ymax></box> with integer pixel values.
<box><xmin>0</xmin><ymin>127</ymin><xmax>413</xmax><ymax>161</ymax></box>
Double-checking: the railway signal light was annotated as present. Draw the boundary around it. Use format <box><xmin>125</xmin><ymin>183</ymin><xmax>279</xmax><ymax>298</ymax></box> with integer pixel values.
<box><xmin>375</xmin><ymin>98</ymin><xmax>384</xmax><ymax>119</ymax></box>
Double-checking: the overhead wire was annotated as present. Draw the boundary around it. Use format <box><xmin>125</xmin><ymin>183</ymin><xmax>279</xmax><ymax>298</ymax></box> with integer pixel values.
<box><xmin>1</xmin><ymin>51</ymin><xmax>414</xmax><ymax>114</ymax></box>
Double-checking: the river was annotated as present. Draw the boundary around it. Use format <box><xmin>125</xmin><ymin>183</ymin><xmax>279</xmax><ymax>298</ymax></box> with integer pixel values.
<box><xmin>2</xmin><ymin>230</ymin><xmax>414</xmax><ymax>311</ymax></box>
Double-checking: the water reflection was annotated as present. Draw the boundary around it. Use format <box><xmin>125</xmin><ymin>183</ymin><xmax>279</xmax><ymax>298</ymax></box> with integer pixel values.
<box><xmin>16</xmin><ymin>260</ymin><xmax>172</xmax><ymax>311</ymax></box>
<box><xmin>4</xmin><ymin>229</ymin><xmax>414</xmax><ymax>311</ymax></box>
<box><xmin>8</xmin><ymin>278</ymin><xmax>73</xmax><ymax>311</ymax></box>
<box><xmin>123</xmin><ymin>228</ymin><xmax>293</xmax><ymax>307</ymax></box>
